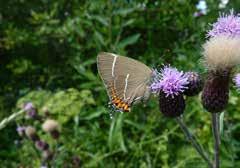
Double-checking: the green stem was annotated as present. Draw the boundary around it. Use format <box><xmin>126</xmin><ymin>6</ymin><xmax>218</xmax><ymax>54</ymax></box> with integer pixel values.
<box><xmin>0</xmin><ymin>109</ymin><xmax>25</xmax><ymax>130</ymax></box>
<box><xmin>176</xmin><ymin>116</ymin><xmax>213</xmax><ymax>168</ymax></box>
<box><xmin>212</xmin><ymin>113</ymin><xmax>220</xmax><ymax>168</ymax></box>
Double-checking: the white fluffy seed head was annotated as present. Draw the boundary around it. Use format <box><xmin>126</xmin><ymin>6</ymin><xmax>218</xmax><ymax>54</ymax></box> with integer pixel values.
<box><xmin>202</xmin><ymin>36</ymin><xmax>240</xmax><ymax>71</ymax></box>
<box><xmin>42</xmin><ymin>119</ymin><xmax>59</xmax><ymax>133</ymax></box>
<box><xmin>25</xmin><ymin>126</ymin><xmax>36</xmax><ymax>138</ymax></box>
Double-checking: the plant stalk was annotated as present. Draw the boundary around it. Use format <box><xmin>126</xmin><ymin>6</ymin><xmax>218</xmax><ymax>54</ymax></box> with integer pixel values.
<box><xmin>211</xmin><ymin>113</ymin><xmax>220</xmax><ymax>168</ymax></box>
<box><xmin>0</xmin><ymin>109</ymin><xmax>25</xmax><ymax>130</ymax></box>
<box><xmin>176</xmin><ymin>116</ymin><xmax>213</xmax><ymax>168</ymax></box>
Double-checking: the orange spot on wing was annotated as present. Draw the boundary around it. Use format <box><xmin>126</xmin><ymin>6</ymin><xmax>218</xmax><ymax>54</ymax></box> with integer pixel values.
<box><xmin>109</xmin><ymin>85</ymin><xmax>130</xmax><ymax>112</ymax></box>
<box><xmin>124</xmin><ymin>105</ymin><xmax>130</xmax><ymax>112</ymax></box>
<box><xmin>115</xmin><ymin>99</ymin><xmax>121</xmax><ymax>104</ymax></box>
<box><xmin>116</xmin><ymin>102</ymin><xmax>123</xmax><ymax>108</ymax></box>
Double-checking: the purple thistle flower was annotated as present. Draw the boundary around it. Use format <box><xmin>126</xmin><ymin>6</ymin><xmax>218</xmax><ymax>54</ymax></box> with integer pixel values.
<box><xmin>207</xmin><ymin>11</ymin><xmax>240</xmax><ymax>38</ymax></box>
<box><xmin>233</xmin><ymin>73</ymin><xmax>240</xmax><ymax>89</ymax></box>
<box><xmin>23</xmin><ymin>102</ymin><xmax>34</xmax><ymax>111</ymax></box>
<box><xmin>16</xmin><ymin>126</ymin><xmax>26</xmax><ymax>136</ymax></box>
<box><xmin>27</xmin><ymin>109</ymin><xmax>37</xmax><ymax>118</ymax></box>
<box><xmin>35</xmin><ymin>140</ymin><xmax>49</xmax><ymax>151</ymax></box>
<box><xmin>22</xmin><ymin>102</ymin><xmax>39</xmax><ymax>119</ymax></box>
<box><xmin>150</xmin><ymin>66</ymin><xmax>189</xmax><ymax>97</ymax></box>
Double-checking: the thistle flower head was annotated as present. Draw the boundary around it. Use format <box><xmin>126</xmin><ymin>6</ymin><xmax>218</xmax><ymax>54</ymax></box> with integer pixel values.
<box><xmin>16</xmin><ymin>126</ymin><xmax>26</xmax><ymax>136</ymax></box>
<box><xmin>35</xmin><ymin>140</ymin><xmax>49</xmax><ymax>151</ymax></box>
<box><xmin>207</xmin><ymin>11</ymin><xmax>240</xmax><ymax>38</ymax></box>
<box><xmin>25</xmin><ymin>126</ymin><xmax>39</xmax><ymax>141</ymax></box>
<box><xmin>150</xmin><ymin>66</ymin><xmax>189</xmax><ymax>97</ymax></box>
<box><xmin>23</xmin><ymin>102</ymin><xmax>34</xmax><ymax>111</ymax></box>
<box><xmin>203</xmin><ymin>35</ymin><xmax>240</xmax><ymax>70</ymax></box>
<box><xmin>22</xmin><ymin>102</ymin><xmax>39</xmax><ymax>119</ymax></box>
<box><xmin>233</xmin><ymin>73</ymin><xmax>240</xmax><ymax>89</ymax></box>
<box><xmin>42</xmin><ymin>119</ymin><xmax>59</xmax><ymax>133</ymax></box>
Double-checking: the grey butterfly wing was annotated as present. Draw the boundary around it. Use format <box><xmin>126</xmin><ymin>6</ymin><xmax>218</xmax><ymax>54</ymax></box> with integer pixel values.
<box><xmin>97</xmin><ymin>52</ymin><xmax>152</xmax><ymax>105</ymax></box>
<box><xmin>97</xmin><ymin>52</ymin><xmax>117</xmax><ymax>97</ymax></box>
<box><xmin>114</xmin><ymin>74</ymin><xmax>150</xmax><ymax>104</ymax></box>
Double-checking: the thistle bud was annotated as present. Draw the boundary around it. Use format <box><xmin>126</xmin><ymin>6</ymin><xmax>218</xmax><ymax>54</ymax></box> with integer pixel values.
<box><xmin>184</xmin><ymin>72</ymin><xmax>203</xmax><ymax>96</ymax></box>
<box><xmin>202</xmin><ymin>70</ymin><xmax>230</xmax><ymax>113</ymax></box>
<box><xmin>25</xmin><ymin>126</ymin><xmax>39</xmax><ymax>141</ymax></box>
<box><xmin>159</xmin><ymin>92</ymin><xmax>185</xmax><ymax>117</ymax></box>
<box><xmin>35</xmin><ymin>140</ymin><xmax>49</xmax><ymax>151</ymax></box>
<box><xmin>42</xmin><ymin>119</ymin><xmax>60</xmax><ymax>139</ymax></box>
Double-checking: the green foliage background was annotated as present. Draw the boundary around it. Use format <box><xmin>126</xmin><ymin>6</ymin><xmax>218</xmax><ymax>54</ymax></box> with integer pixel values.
<box><xmin>1</xmin><ymin>0</ymin><xmax>240</xmax><ymax>167</ymax></box>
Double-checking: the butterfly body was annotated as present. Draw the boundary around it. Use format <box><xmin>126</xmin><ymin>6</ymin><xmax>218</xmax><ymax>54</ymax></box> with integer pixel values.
<box><xmin>97</xmin><ymin>52</ymin><xmax>152</xmax><ymax>112</ymax></box>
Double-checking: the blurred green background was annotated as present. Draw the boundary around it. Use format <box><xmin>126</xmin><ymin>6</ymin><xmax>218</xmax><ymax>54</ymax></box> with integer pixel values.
<box><xmin>1</xmin><ymin>0</ymin><xmax>240</xmax><ymax>167</ymax></box>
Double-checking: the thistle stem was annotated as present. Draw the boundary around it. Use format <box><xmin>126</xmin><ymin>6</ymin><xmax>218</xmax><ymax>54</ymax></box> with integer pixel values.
<box><xmin>211</xmin><ymin>113</ymin><xmax>220</xmax><ymax>168</ymax></box>
<box><xmin>0</xmin><ymin>109</ymin><xmax>25</xmax><ymax>130</ymax></box>
<box><xmin>176</xmin><ymin>116</ymin><xmax>213</xmax><ymax>168</ymax></box>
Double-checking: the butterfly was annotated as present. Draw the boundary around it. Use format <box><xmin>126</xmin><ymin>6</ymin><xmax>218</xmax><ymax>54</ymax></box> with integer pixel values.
<box><xmin>97</xmin><ymin>52</ymin><xmax>153</xmax><ymax>112</ymax></box>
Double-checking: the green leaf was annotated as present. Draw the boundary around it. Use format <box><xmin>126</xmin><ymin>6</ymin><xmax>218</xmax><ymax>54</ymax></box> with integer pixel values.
<box><xmin>94</xmin><ymin>31</ymin><xmax>105</xmax><ymax>46</ymax></box>
<box><xmin>94</xmin><ymin>15</ymin><xmax>109</xmax><ymax>26</ymax></box>
<box><xmin>117</xmin><ymin>33</ymin><xmax>140</xmax><ymax>49</ymax></box>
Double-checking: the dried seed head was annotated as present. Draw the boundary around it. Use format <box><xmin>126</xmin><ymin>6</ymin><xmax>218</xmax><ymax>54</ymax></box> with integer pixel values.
<box><xmin>25</xmin><ymin>126</ymin><xmax>39</xmax><ymax>141</ymax></box>
<box><xmin>42</xmin><ymin>119</ymin><xmax>60</xmax><ymax>139</ymax></box>
<box><xmin>202</xmin><ymin>36</ymin><xmax>240</xmax><ymax>71</ymax></box>
<box><xmin>159</xmin><ymin>92</ymin><xmax>185</xmax><ymax>118</ymax></box>
<box><xmin>201</xmin><ymin>70</ymin><xmax>231</xmax><ymax>113</ymax></box>
<box><xmin>184</xmin><ymin>72</ymin><xmax>203</xmax><ymax>96</ymax></box>
<box><xmin>42</xmin><ymin>119</ymin><xmax>59</xmax><ymax>133</ymax></box>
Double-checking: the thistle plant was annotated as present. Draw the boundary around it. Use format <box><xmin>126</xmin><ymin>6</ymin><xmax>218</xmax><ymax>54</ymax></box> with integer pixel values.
<box><xmin>11</xmin><ymin>104</ymin><xmax>60</xmax><ymax>167</ymax></box>
<box><xmin>151</xmin><ymin>66</ymin><xmax>212</xmax><ymax>167</ymax></box>
<box><xmin>0</xmin><ymin>102</ymin><xmax>82</xmax><ymax>167</ymax></box>
<box><xmin>202</xmin><ymin>11</ymin><xmax>240</xmax><ymax>168</ymax></box>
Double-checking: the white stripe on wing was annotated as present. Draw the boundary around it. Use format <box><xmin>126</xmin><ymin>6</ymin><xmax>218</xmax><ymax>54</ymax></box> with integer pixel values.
<box><xmin>123</xmin><ymin>74</ymin><xmax>130</xmax><ymax>100</ymax></box>
<box><xmin>111</xmin><ymin>54</ymin><xmax>118</xmax><ymax>77</ymax></box>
